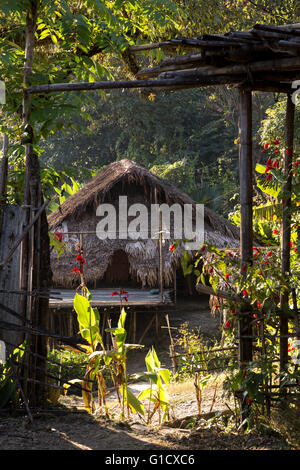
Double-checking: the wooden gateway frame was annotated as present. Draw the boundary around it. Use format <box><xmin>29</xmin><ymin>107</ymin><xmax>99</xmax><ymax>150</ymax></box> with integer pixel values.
<box><xmin>1</xmin><ymin>18</ymin><xmax>300</xmax><ymax>412</ymax></box>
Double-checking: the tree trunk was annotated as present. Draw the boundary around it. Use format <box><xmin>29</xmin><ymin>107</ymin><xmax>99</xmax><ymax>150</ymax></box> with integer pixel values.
<box><xmin>22</xmin><ymin>0</ymin><xmax>51</xmax><ymax>407</ymax></box>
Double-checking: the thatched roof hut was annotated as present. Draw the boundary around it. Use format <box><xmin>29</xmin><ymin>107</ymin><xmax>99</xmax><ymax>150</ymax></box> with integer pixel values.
<box><xmin>48</xmin><ymin>159</ymin><xmax>240</xmax><ymax>288</ymax></box>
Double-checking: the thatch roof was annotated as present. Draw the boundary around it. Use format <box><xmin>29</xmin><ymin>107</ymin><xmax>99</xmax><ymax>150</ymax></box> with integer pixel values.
<box><xmin>48</xmin><ymin>159</ymin><xmax>239</xmax><ymax>240</ymax></box>
<box><xmin>48</xmin><ymin>159</ymin><xmax>240</xmax><ymax>288</ymax></box>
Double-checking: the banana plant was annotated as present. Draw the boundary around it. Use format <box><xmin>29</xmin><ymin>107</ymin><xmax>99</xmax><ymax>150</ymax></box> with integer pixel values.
<box><xmin>71</xmin><ymin>294</ymin><xmax>144</xmax><ymax>418</ymax></box>
<box><xmin>71</xmin><ymin>292</ymin><xmax>108</xmax><ymax>413</ymax></box>
<box><xmin>133</xmin><ymin>347</ymin><xmax>172</xmax><ymax>424</ymax></box>
<box><xmin>105</xmin><ymin>308</ymin><xmax>145</xmax><ymax>419</ymax></box>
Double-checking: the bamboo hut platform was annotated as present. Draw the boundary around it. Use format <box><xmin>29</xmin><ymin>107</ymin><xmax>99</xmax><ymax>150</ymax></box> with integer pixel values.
<box><xmin>49</xmin><ymin>287</ymin><xmax>174</xmax><ymax>309</ymax></box>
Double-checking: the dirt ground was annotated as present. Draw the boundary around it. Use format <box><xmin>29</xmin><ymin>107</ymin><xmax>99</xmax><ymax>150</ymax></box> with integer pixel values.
<box><xmin>0</xmin><ymin>298</ymin><xmax>292</xmax><ymax>451</ymax></box>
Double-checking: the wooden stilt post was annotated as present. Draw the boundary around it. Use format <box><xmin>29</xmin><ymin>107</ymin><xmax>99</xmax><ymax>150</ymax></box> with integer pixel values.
<box><xmin>238</xmin><ymin>88</ymin><xmax>253</xmax><ymax>423</ymax></box>
<box><xmin>173</xmin><ymin>265</ymin><xmax>177</xmax><ymax>304</ymax></box>
<box><xmin>102</xmin><ymin>311</ymin><xmax>107</xmax><ymax>341</ymax></box>
<box><xmin>280</xmin><ymin>93</ymin><xmax>295</xmax><ymax>374</ymax></box>
<box><xmin>155</xmin><ymin>311</ymin><xmax>159</xmax><ymax>340</ymax></box>
<box><xmin>133</xmin><ymin>311</ymin><xmax>136</xmax><ymax>344</ymax></box>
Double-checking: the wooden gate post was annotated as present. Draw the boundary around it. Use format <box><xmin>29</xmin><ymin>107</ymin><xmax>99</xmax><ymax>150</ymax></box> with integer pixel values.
<box><xmin>280</xmin><ymin>93</ymin><xmax>295</xmax><ymax>374</ymax></box>
<box><xmin>238</xmin><ymin>88</ymin><xmax>253</xmax><ymax>423</ymax></box>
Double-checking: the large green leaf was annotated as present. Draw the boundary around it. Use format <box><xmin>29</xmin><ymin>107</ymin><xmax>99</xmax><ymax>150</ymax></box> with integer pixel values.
<box><xmin>257</xmin><ymin>174</ymin><xmax>281</xmax><ymax>198</ymax></box>
<box><xmin>158</xmin><ymin>368</ymin><xmax>171</xmax><ymax>385</ymax></box>
<box><xmin>105</xmin><ymin>327</ymin><xmax>127</xmax><ymax>353</ymax></box>
<box><xmin>74</xmin><ymin>293</ymin><xmax>98</xmax><ymax>329</ymax></box>
<box><xmin>121</xmin><ymin>386</ymin><xmax>144</xmax><ymax>415</ymax></box>
<box><xmin>118</xmin><ymin>308</ymin><xmax>127</xmax><ymax>329</ymax></box>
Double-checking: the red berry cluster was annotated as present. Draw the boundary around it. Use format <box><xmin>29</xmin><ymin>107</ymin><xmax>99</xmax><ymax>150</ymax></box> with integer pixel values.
<box><xmin>54</xmin><ymin>232</ymin><xmax>63</xmax><ymax>242</ymax></box>
<box><xmin>263</xmin><ymin>139</ymin><xmax>281</xmax><ymax>182</ymax></box>
<box><xmin>72</xmin><ymin>253</ymin><xmax>85</xmax><ymax>274</ymax></box>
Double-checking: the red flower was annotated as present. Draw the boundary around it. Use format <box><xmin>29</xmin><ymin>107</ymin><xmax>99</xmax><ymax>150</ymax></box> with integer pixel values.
<box><xmin>76</xmin><ymin>254</ymin><xmax>85</xmax><ymax>263</ymax></box>
<box><xmin>257</xmin><ymin>301</ymin><xmax>261</xmax><ymax>308</ymax></box>
<box><xmin>290</xmin><ymin>242</ymin><xmax>293</xmax><ymax>248</ymax></box>
<box><xmin>253</xmin><ymin>313</ymin><xmax>257</xmax><ymax>318</ymax></box>
<box><xmin>267</xmin><ymin>251</ymin><xmax>272</xmax><ymax>257</ymax></box>
<box><xmin>54</xmin><ymin>232</ymin><xmax>63</xmax><ymax>241</ymax></box>
<box><xmin>266</xmin><ymin>174</ymin><xmax>272</xmax><ymax>181</ymax></box>
<box><xmin>72</xmin><ymin>267</ymin><xmax>80</xmax><ymax>274</ymax></box>
<box><xmin>228</xmin><ymin>252</ymin><xmax>233</xmax><ymax>258</ymax></box>
<box><xmin>274</xmin><ymin>139</ymin><xmax>280</xmax><ymax>145</ymax></box>
<box><xmin>111</xmin><ymin>291</ymin><xmax>119</xmax><ymax>296</ymax></box>
<box><xmin>224</xmin><ymin>321</ymin><xmax>231</xmax><ymax>329</ymax></box>
<box><xmin>120</xmin><ymin>289</ymin><xmax>128</xmax><ymax>295</ymax></box>
<box><xmin>258</xmin><ymin>271</ymin><xmax>262</xmax><ymax>276</ymax></box>
<box><xmin>231</xmin><ymin>308</ymin><xmax>236</xmax><ymax>314</ymax></box>
<box><xmin>169</xmin><ymin>243</ymin><xmax>175</xmax><ymax>252</ymax></box>
<box><xmin>264</xmin><ymin>142</ymin><xmax>269</xmax><ymax>150</ymax></box>
<box><xmin>243</xmin><ymin>288</ymin><xmax>248</xmax><ymax>297</ymax></box>
<box><xmin>273</xmin><ymin>229</ymin><xmax>278</xmax><ymax>235</ymax></box>
<box><xmin>225</xmin><ymin>273</ymin><xmax>230</xmax><ymax>280</ymax></box>
<box><xmin>294</xmin><ymin>248</ymin><xmax>298</xmax><ymax>253</ymax></box>
<box><xmin>272</xmin><ymin>160</ymin><xmax>279</xmax><ymax>169</ymax></box>
<box><xmin>286</xmin><ymin>148</ymin><xmax>290</xmax><ymax>155</ymax></box>
<box><xmin>200</xmin><ymin>246</ymin><xmax>206</xmax><ymax>252</ymax></box>
<box><xmin>267</xmin><ymin>158</ymin><xmax>272</xmax><ymax>166</ymax></box>
<box><xmin>248</xmin><ymin>398</ymin><xmax>252</xmax><ymax>404</ymax></box>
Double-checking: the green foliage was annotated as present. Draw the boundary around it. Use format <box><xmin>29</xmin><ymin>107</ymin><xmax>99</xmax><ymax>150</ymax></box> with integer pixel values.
<box><xmin>41</xmin><ymin>87</ymin><xmax>246</xmax><ymax>215</ymax></box>
<box><xmin>174</xmin><ymin>0</ymin><xmax>299</xmax><ymax>37</ymax></box>
<box><xmin>0</xmin><ymin>0</ymin><xmax>183</xmax><ymax>206</ymax></box>
<box><xmin>181</xmin><ymin>128</ymin><xmax>300</xmax><ymax>424</ymax></box>
<box><xmin>70</xmin><ymin>292</ymin><xmax>174</xmax><ymax>421</ymax></box>
<box><xmin>74</xmin><ymin>292</ymin><xmax>102</xmax><ymax>350</ymax></box>
<box><xmin>47</xmin><ymin>348</ymin><xmax>89</xmax><ymax>391</ymax></box>
<box><xmin>0</xmin><ymin>343</ymin><xmax>25</xmax><ymax>409</ymax></box>
<box><xmin>133</xmin><ymin>346</ymin><xmax>172</xmax><ymax>423</ymax></box>
<box><xmin>259</xmin><ymin>98</ymin><xmax>300</xmax><ymax>152</ymax></box>
<box><xmin>71</xmin><ymin>294</ymin><xmax>147</xmax><ymax>417</ymax></box>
